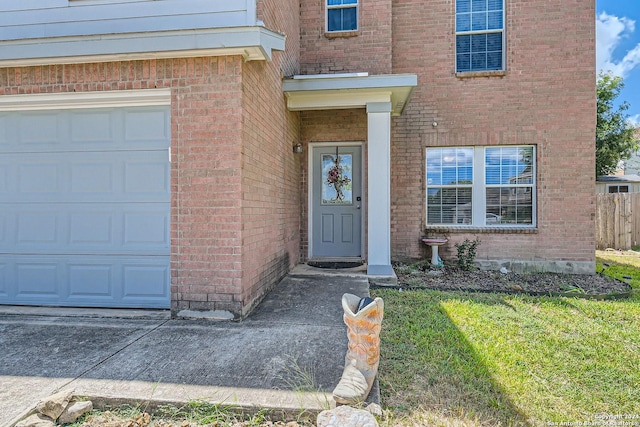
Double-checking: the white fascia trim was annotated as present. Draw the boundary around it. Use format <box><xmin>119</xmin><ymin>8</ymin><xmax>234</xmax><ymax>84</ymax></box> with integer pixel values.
<box><xmin>283</xmin><ymin>73</ymin><xmax>418</xmax><ymax>116</ymax></box>
<box><xmin>0</xmin><ymin>88</ymin><xmax>171</xmax><ymax>111</ymax></box>
<box><xmin>285</xmin><ymin>73</ymin><xmax>417</xmax><ymax>91</ymax></box>
<box><xmin>0</xmin><ymin>26</ymin><xmax>286</xmax><ymax>67</ymax></box>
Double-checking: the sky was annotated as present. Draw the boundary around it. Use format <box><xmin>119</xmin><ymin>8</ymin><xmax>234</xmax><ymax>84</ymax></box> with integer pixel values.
<box><xmin>597</xmin><ymin>0</ymin><xmax>640</xmax><ymax>127</ymax></box>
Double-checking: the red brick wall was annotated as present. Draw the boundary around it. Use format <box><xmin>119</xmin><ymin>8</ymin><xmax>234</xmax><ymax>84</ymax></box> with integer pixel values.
<box><xmin>0</xmin><ymin>57</ymin><xmax>251</xmax><ymax>313</ymax></box>
<box><xmin>237</xmin><ymin>0</ymin><xmax>302</xmax><ymax>315</ymax></box>
<box><xmin>258</xmin><ymin>0</ymin><xmax>300</xmax><ymax>77</ymax></box>
<box><xmin>169</xmin><ymin>57</ymin><xmax>246</xmax><ymax>313</ymax></box>
<box><xmin>389</xmin><ymin>0</ymin><xmax>596</xmax><ymax>266</ymax></box>
<box><xmin>299</xmin><ymin>0</ymin><xmax>392</xmax><ymax>75</ymax></box>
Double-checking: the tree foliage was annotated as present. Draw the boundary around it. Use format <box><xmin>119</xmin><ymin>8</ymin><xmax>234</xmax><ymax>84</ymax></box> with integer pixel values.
<box><xmin>596</xmin><ymin>72</ymin><xmax>638</xmax><ymax>177</ymax></box>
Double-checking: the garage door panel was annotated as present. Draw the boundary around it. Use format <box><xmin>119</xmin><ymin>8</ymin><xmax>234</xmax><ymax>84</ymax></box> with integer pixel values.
<box><xmin>124</xmin><ymin>110</ymin><xmax>169</xmax><ymax>142</ymax></box>
<box><xmin>0</xmin><ymin>107</ymin><xmax>169</xmax><ymax>154</ymax></box>
<box><xmin>123</xmin><ymin>264</ymin><xmax>170</xmax><ymax>299</ymax></box>
<box><xmin>124</xmin><ymin>161</ymin><xmax>170</xmax><ymax>194</ymax></box>
<box><xmin>71</xmin><ymin>163</ymin><xmax>115</xmax><ymax>194</ymax></box>
<box><xmin>17</xmin><ymin>211</ymin><xmax>59</xmax><ymax>245</ymax></box>
<box><xmin>70</xmin><ymin>111</ymin><xmax>113</xmax><ymax>143</ymax></box>
<box><xmin>68</xmin><ymin>264</ymin><xmax>113</xmax><ymax>298</ymax></box>
<box><xmin>16</xmin><ymin>263</ymin><xmax>60</xmax><ymax>297</ymax></box>
<box><xmin>2</xmin><ymin>255</ymin><xmax>170</xmax><ymax>308</ymax></box>
<box><xmin>69</xmin><ymin>212</ymin><xmax>115</xmax><ymax>245</ymax></box>
<box><xmin>1</xmin><ymin>204</ymin><xmax>168</xmax><ymax>254</ymax></box>
<box><xmin>123</xmin><ymin>212</ymin><xmax>169</xmax><ymax>248</ymax></box>
<box><xmin>3</xmin><ymin>151</ymin><xmax>169</xmax><ymax>202</ymax></box>
<box><xmin>0</xmin><ymin>264</ymin><xmax>7</xmax><ymax>296</ymax></box>
<box><xmin>0</xmin><ymin>164</ymin><xmax>7</xmax><ymax>192</ymax></box>
<box><xmin>18</xmin><ymin>112</ymin><xmax>60</xmax><ymax>144</ymax></box>
<box><xmin>0</xmin><ymin>115</ymin><xmax>8</xmax><ymax>144</ymax></box>
<box><xmin>19</xmin><ymin>162</ymin><xmax>61</xmax><ymax>193</ymax></box>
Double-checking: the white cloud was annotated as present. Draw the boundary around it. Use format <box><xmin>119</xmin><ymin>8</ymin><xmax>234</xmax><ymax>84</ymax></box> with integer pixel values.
<box><xmin>597</xmin><ymin>12</ymin><xmax>640</xmax><ymax>77</ymax></box>
<box><xmin>629</xmin><ymin>114</ymin><xmax>640</xmax><ymax>128</ymax></box>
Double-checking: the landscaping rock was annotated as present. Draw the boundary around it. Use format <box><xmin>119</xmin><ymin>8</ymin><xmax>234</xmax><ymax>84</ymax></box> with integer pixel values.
<box><xmin>35</xmin><ymin>389</ymin><xmax>73</xmax><ymax>420</ymax></box>
<box><xmin>364</xmin><ymin>403</ymin><xmax>383</xmax><ymax>417</ymax></box>
<box><xmin>58</xmin><ymin>400</ymin><xmax>93</xmax><ymax>424</ymax></box>
<box><xmin>317</xmin><ymin>405</ymin><xmax>378</xmax><ymax>427</ymax></box>
<box><xmin>15</xmin><ymin>414</ymin><xmax>55</xmax><ymax>427</ymax></box>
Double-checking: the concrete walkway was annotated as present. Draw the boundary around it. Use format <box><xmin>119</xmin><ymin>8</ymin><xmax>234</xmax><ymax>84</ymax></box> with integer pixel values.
<box><xmin>0</xmin><ymin>265</ymin><xmax>375</xmax><ymax>426</ymax></box>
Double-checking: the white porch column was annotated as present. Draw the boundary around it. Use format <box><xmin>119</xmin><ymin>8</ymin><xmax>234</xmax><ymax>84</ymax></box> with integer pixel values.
<box><xmin>367</xmin><ymin>102</ymin><xmax>393</xmax><ymax>276</ymax></box>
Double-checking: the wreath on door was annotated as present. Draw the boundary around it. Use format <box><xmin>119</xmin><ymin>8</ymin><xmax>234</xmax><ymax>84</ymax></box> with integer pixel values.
<box><xmin>326</xmin><ymin>155</ymin><xmax>351</xmax><ymax>202</ymax></box>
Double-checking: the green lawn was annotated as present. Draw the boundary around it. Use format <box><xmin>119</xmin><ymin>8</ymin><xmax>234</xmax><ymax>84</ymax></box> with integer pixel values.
<box><xmin>373</xmin><ymin>251</ymin><xmax>640</xmax><ymax>426</ymax></box>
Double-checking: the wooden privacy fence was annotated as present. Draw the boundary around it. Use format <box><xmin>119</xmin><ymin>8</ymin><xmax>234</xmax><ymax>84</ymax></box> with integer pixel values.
<box><xmin>596</xmin><ymin>193</ymin><xmax>640</xmax><ymax>250</ymax></box>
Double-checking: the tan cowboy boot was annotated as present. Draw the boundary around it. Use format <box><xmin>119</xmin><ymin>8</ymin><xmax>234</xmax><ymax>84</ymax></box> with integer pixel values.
<box><xmin>332</xmin><ymin>293</ymin><xmax>384</xmax><ymax>405</ymax></box>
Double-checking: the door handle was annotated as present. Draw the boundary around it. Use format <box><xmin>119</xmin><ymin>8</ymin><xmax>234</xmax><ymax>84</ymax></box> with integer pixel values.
<box><xmin>356</xmin><ymin>204</ymin><xmax>361</xmax><ymax>209</ymax></box>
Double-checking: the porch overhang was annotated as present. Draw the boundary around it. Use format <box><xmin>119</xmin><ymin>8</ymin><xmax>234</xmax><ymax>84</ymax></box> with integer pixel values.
<box><xmin>283</xmin><ymin>73</ymin><xmax>418</xmax><ymax>116</ymax></box>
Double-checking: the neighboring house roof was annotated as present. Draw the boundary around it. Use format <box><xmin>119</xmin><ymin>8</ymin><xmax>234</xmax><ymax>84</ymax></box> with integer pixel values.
<box><xmin>596</xmin><ymin>174</ymin><xmax>640</xmax><ymax>183</ymax></box>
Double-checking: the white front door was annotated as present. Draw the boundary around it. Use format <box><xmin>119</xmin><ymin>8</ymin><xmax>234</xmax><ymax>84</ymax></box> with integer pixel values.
<box><xmin>311</xmin><ymin>145</ymin><xmax>362</xmax><ymax>258</ymax></box>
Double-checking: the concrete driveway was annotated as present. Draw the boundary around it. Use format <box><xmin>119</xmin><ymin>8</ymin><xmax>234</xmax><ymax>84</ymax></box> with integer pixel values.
<box><xmin>0</xmin><ymin>266</ymin><xmax>373</xmax><ymax>426</ymax></box>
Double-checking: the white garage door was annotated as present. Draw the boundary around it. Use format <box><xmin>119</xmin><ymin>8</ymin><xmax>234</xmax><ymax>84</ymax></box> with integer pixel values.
<box><xmin>0</xmin><ymin>103</ymin><xmax>170</xmax><ymax>308</ymax></box>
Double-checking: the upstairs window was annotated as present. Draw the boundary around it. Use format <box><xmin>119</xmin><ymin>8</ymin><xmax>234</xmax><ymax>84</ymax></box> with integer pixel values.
<box><xmin>326</xmin><ymin>0</ymin><xmax>358</xmax><ymax>32</ymax></box>
<box><xmin>456</xmin><ymin>0</ymin><xmax>504</xmax><ymax>72</ymax></box>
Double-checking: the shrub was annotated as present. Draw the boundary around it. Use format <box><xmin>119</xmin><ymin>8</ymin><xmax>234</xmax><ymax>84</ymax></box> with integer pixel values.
<box><xmin>455</xmin><ymin>238</ymin><xmax>481</xmax><ymax>271</ymax></box>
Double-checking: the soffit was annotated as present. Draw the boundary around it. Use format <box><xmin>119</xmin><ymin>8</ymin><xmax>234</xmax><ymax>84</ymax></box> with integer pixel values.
<box><xmin>283</xmin><ymin>73</ymin><xmax>418</xmax><ymax>116</ymax></box>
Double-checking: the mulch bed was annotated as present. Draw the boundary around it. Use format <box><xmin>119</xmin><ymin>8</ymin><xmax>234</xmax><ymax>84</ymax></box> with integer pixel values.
<box><xmin>388</xmin><ymin>262</ymin><xmax>633</xmax><ymax>299</ymax></box>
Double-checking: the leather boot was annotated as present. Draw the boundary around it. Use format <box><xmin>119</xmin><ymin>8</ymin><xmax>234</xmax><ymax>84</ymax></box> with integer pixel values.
<box><xmin>332</xmin><ymin>293</ymin><xmax>384</xmax><ymax>405</ymax></box>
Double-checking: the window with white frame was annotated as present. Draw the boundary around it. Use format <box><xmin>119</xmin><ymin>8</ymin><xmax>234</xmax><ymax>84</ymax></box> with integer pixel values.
<box><xmin>426</xmin><ymin>146</ymin><xmax>535</xmax><ymax>226</ymax></box>
<box><xmin>455</xmin><ymin>0</ymin><xmax>504</xmax><ymax>72</ymax></box>
<box><xmin>608</xmin><ymin>185</ymin><xmax>629</xmax><ymax>193</ymax></box>
<box><xmin>326</xmin><ymin>0</ymin><xmax>358</xmax><ymax>32</ymax></box>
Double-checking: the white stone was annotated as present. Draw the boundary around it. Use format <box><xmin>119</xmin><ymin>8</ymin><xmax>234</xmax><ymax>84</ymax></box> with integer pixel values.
<box><xmin>15</xmin><ymin>414</ymin><xmax>55</xmax><ymax>427</ymax></box>
<box><xmin>58</xmin><ymin>400</ymin><xmax>93</xmax><ymax>424</ymax></box>
<box><xmin>35</xmin><ymin>389</ymin><xmax>73</xmax><ymax>420</ymax></box>
<box><xmin>176</xmin><ymin>309</ymin><xmax>234</xmax><ymax>320</ymax></box>
<box><xmin>317</xmin><ymin>405</ymin><xmax>379</xmax><ymax>427</ymax></box>
<box><xmin>365</xmin><ymin>402</ymin><xmax>383</xmax><ymax>417</ymax></box>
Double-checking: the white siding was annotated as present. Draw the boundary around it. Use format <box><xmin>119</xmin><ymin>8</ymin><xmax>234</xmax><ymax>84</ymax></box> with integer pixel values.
<box><xmin>596</xmin><ymin>182</ymin><xmax>640</xmax><ymax>194</ymax></box>
<box><xmin>0</xmin><ymin>0</ymin><xmax>257</xmax><ymax>40</ymax></box>
<box><xmin>0</xmin><ymin>0</ymin><xmax>284</xmax><ymax>66</ymax></box>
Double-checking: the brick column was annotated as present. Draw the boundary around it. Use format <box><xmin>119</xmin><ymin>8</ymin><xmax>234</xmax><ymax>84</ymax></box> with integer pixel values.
<box><xmin>366</xmin><ymin>102</ymin><xmax>393</xmax><ymax>276</ymax></box>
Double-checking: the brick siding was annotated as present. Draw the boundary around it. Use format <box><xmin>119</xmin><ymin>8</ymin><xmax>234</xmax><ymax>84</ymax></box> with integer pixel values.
<box><xmin>389</xmin><ymin>0</ymin><xmax>596</xmax><ymax>266</ymax></box>
<box><xmin>236</xmin><ymin>0</ymin><xmax>302</xmax><ymax>315</ymax></box>
<box><xmin>299</xmin><ymin>0</ymin><xmax>392</xmax><ymax>75</ymax></box>
<box><xmin>299</xmin><ymin>0</ymin><xmax>597</xmax><ymax>268</ymax></box>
